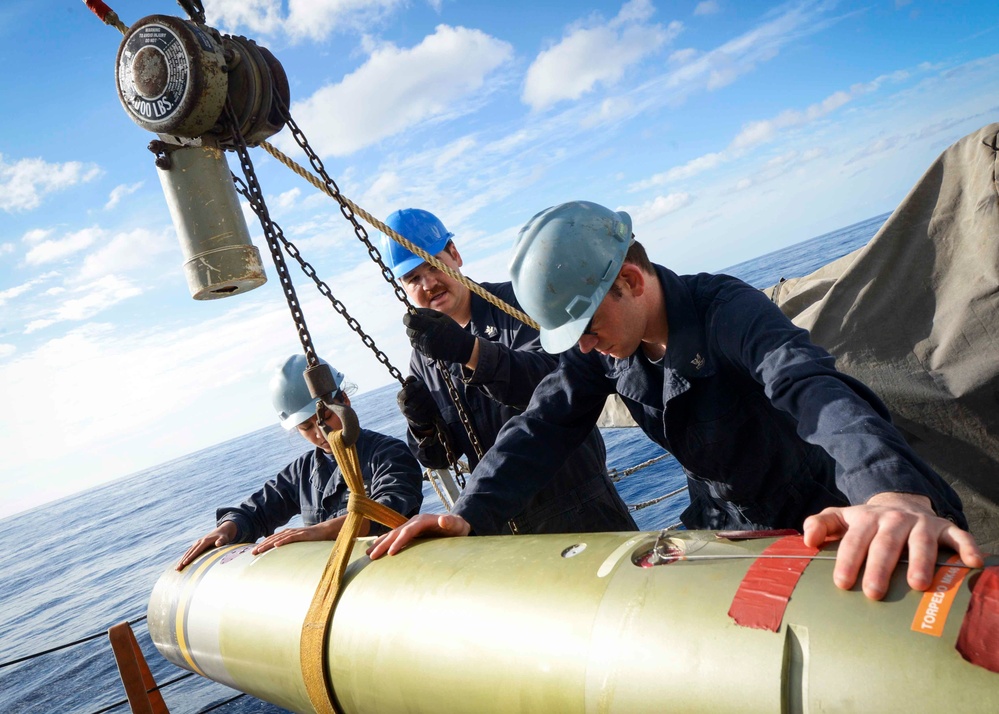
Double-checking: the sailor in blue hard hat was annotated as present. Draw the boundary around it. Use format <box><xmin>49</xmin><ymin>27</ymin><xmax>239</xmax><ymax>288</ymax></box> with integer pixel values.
<box><xmin>379</xmin><ymin>207</ymin><xmax>636</xmax><ymax>536</ymax></box>
<box><xmin>177</xmin><ymin>354</ymin><xmax>424</xmax><ymax>569</ymax></box>
<box><xmin>370</xmin><ymin>200</ymin><xmax>982</xmax><ymax>603</ymax></box>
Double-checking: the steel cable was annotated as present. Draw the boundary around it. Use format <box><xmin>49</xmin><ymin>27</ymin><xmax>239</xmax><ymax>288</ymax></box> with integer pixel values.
<box><xmin>0</xmin><ymin>615</ymin><xmax>147</xmax><ymax>670</ymax></box>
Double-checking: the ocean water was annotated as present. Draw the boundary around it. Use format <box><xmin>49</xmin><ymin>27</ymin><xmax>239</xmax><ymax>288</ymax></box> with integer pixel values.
<box><xmin>0</xmin><ymin>213</ymin><xmax>888</xmax><ymax>713</ymax></box>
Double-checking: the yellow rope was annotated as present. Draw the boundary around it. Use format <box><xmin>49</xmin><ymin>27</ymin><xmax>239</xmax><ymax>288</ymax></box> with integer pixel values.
<box><xmin>260</xmin><ymin>140</ymin><xmax>540</xmax><ymax>330</ymax></box>
<box><xmin>300</xmin><ymin>428</ymin><xmax>409</xmax><ymax>714</ymax></box>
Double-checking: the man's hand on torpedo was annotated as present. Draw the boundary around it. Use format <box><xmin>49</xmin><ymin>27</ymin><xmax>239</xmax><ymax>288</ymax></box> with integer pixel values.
<box><xmin>367</xmin><ymin>513</ymin><xmax>472</xmax><ymax>559</ymax></box>
<box><xmin>803</xmin><ymin>492</ymin><xmax>984</xmax><ymax>600</ymax></box>
<box><xmin>177</xmin><ymin>521</ymin><xmax>238</xmax><ymax>570</ymax></box>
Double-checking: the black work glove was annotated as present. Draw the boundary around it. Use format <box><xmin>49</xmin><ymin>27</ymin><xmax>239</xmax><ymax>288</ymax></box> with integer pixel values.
<box><xmin>404</xmin><ymin>308</ymin><xmax>476</xmax><ymax>365</ymax></box>
<box><xmin>396</xmin><ymin>376</ymin><xmax>441</xmax><ymax>435</ymax></box>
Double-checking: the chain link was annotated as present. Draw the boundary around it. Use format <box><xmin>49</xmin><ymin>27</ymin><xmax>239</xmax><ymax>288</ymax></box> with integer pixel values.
<box><xmin>177</xmin><ymin>0</ymin><xmax>206</xmax><ymax>24</ymax></box>
<box><xmin>276</xmin><ymin>93</ymin><xmax>413</xmax><ymax>311</ymax></box>
<box><xmin>272</xmin><ymin>92</ymin><xmax>487</xmax><ymax>472</ymax></box>
<box><xmin>223</xmin><ymin>80</ymin><xmax>487</xmax><ymax>496</ymax></box>
<box><xmin>230</xmin><ymin>175</ymin><xmax>406</xmax><ymax>384</ymax></box>
<box><xmin>437</xmin><ymin>362</ymin><xmax>486</xmax><ymax>460</ymax></box>
<box><xmin>224</xmin><ymin>100</ymin><xmax>320</xmax><ymax>369</ymax></box>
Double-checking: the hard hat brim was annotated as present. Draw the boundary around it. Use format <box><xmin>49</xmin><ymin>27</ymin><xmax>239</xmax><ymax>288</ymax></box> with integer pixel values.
<box><xmin>539</xmin><ymin>314</ymin><xmax>594</xmax><ymax>354</ymax></box>
<box><xmin>389</xmin><ymin>253</ymin><xmax>431</xmax><ymax>279</ymax></box>
<box><xmin>279</xmin><ymin>397</ymin><xmax>321</xmax><ymax>430</ymax></box>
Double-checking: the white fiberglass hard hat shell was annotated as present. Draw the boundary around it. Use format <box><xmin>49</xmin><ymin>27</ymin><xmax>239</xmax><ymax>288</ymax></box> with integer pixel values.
<box><xmin>510</xmin><ymin>201</ymin><xmax>632</xmax><ymax>353</ymax></box>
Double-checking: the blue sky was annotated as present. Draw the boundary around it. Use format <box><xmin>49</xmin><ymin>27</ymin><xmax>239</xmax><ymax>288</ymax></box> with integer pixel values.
<box><xmin>1</xmin><ymin>0</ymin><xmax>997</xmax><ymax>518</ymax></box>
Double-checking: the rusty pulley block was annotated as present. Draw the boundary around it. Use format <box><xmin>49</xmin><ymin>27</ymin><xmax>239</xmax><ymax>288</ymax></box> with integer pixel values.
<box><xmin>113</xmin><ymin>13</ymin><xmax>291</xmax><ymax>300</ymax></box>
<box><xmin>115</xmin><ymin>14</ymin><xmax>288</xmax><ymax>146</ymax></box>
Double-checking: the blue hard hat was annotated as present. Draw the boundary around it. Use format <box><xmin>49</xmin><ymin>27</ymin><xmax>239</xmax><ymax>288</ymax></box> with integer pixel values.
<box><xmin>270</xmin><ymin>354</ymin><xmax>345</xmax><ymax>430</ymax></box>
<box><xmin>510</xmin><ymin>201</ymin><xmax>632</xmax><ymax>354</ymax></box>
<box><xmin>380</xmin><ymin>208</ymin><xmax>454</xmax><ymax>278</ymax></box>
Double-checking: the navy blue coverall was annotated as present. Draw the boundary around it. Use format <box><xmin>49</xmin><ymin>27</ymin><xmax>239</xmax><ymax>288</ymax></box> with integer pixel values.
<box><xmin>451</xmin><ymin>266</ymin><xmax>967</xmax><ymax>535</ymax></box>
<box><xmin>217</xmin><ymin>428</ymin><xmax>424</xmax><ymax>540</ymax></box>
<box><xmin>409</xmin><ymin>281</ymin><xmax>636</xmax><ymax>535</ymax></box>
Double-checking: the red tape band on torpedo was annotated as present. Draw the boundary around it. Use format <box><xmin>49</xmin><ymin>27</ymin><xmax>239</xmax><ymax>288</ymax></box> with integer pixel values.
<box><xmin>956</xmin><ymin>566</ymin><xmax>999</xmax><ymax>673</ymax></box>
<box><xmin>728</xmin><ymin>535</ymin><xmax>819</xmax><ymax>631</ymax></box>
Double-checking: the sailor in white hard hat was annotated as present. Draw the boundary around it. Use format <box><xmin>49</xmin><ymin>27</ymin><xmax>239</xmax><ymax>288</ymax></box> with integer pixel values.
<box><xmin>178</xmin><ymin>354</ymin><xmax>423</xmax><ymax>569</ymax></box>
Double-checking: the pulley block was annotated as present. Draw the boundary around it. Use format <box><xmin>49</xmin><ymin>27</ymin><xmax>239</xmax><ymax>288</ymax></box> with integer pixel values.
<box><xmin>115</xmin><ymin>15</ymin><xmax>289</xmax><ymax>144</ymax></box>
<box><xmin>116</xmin><ymin>14</ymin><xmax>227</xmax><ymax>137</ymax></box>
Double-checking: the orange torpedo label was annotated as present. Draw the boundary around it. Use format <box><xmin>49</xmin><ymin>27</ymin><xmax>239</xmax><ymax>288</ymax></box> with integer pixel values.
<box><xmin>910</xmin><ymin>555</ymin><xmax>969</xmax><ymax>637</ymax></box>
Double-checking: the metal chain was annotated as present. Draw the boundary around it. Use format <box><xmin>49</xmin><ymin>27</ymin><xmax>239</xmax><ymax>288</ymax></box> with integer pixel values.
<box><xmin>275</xmin><ymin>92</ymin><xmax>412</xmax><ymax>311</ymax></box>
<box><xmin>437</xmin><ymin>362</ymin><xmax>486</xmax><ymax>460</ymax></box>
<box><xmin>271</xmin><ymin>90</ymin><xmax>487</xmax><ymax>469</ymax></box>
<box><xmin>233</xmin><ymin>168</ymin><xmax>477</xmax><ymax>478</ymax></box>
<box><xmin>429</xmin><ymin>413</ymin><xmax>467</xmax><ymax>488</ymax></box>
<box><xmin>224</xmin><ymin>100</ymin><xmax>319</xmax><ymax>369</ymax></box>
<box><xmin>176</xmin><ymin>0</ymin><xmax>206</xmax><ymax>24</ymax></box>
<box><xmin>224</xmin><ymin>69</ymin><xmax>486</xmax><ymax>488</ymax></box>
<box><xmin>231</xmin><ymin>175</ymin><xmax>406</xmax><ymax>384</ymax></box>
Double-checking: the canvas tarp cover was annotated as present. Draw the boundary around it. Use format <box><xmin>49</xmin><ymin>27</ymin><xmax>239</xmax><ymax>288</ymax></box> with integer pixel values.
<box><xmin>768</xmin><ymin>123</ymin><xmax>999</xmax><ymax>551</ymax></box>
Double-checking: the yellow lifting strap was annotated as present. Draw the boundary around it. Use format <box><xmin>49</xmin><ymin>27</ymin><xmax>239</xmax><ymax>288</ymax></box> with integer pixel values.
<box><xmin>300</xmin><ymin>411</ymin><xmax>409</xmax><ymax>714</ymax></box>
<box><xmin>260</xmin><ymin>140</ymin><xmax>540</xmax><ymax>331</ymax></box>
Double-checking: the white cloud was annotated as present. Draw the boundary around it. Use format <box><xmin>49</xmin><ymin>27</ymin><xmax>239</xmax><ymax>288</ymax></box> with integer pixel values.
<box><xmin>1</xmin><ymin>262</ymin><xmax>415</xmax><ymax>517</ymax></box>
<box><xmin>669</xmin><ymin>48</ymin><xmax>699</xmax><ymax>64</ymax></box>
<box><xmin>845</xmin><ymin>134</ymin><xmax>913</xmax><ymax>166</ymax></box>
<box><xmin>622</xmin><ymin>192</ymin><xmax>694</xmax><ymax>224</ymax></box>
<box><xmin>0</xmin><ymin>344</ymin><xmax>14</xmax><ymax>359</ymax></box>
<box><xmin>24</xmin><ymin>275</ymin><xmax>142</xmax><ymax>333</ymax></box>
<box><xmin>725</xmin><ymin>69</ymin><xmax>917</xmax><ymax>158</ymax></box>
<box><xmin>0</xmin><ymin>154</ymin><xmax>100</xmax><ymax>212</ymax></box>
<box><xmin>694</xmin><ymin>1</ymin><xmax>720</xmax><ymax>16</ymax></box>
<box><xmin>731</xmin><ymin>90</ymin><xmax>852</xmax><ymax>150</ymax></box>
<box><xmin>665</xmin><ymin>2</ymin><xmax>829</xmax><ymax>93</ymax></box>
<box><xmin>275</xmin><ymin>187</ymin><xmax>302</xmax><ymax>210</ymax></box>
<box><xmin>205</xmin><ymin>0</ymin><xmax>412</xmax><ymax>41</ymax></box>
<box><xmin>1</xmin><ymin>242</ymin><xmax>13</xmax><ymax>255</ymax></box>
<box><xmin>76</xmin><ymin>227</ymin><xmax>174</xmax><ymax>282</ymax></box>
<box><xmin>24</xmin><ymin>226</ymin><xmax>103</xmax><ymax>266</ymax></box>
<box><xmin>286</xmin><ymin>0</ymin><xmax>404</xmax><ymax>41</ymax></box>
<box><xmin>205</xmin><ymin>0</ymin><xmax>284</xmax><ymax>35</ymax></box>
<box><xmin>523</xmin><ymin>1</ymin><xmax>681</xmax><ymax>111</ymax></box>
<box><xmin>629</xmin><ymin>69</ymin><xmax>916</xmax><ymax>192</ymax></box>
<box><xmin>733</xmin><ymin>148</ymin><xmax>825</xmax><ymax>191</ymax></box>
<box><xmin>0</xmin><ymin>279</ymin><xmax>40</xmax><ymax>307</ymax></box>
<box><xmin>365</xmin><ymin>171</ymin><xmax>404</xmax><ymax>210</ymax></box>
<box><xmin>630</xmin><ymin>152</ymin><xmax>725</xmax><ymax>190</ymax></box>
<box><xmin>105</xmin><ymin>181</ymin><xmax>144</xmax><ymax>210</ymax></box>
<box><xmin>433</xmin><ymin>137</ymin><xmax>478</xmax><ymax>172</ymax></box>
<box><xmin>285</xmin><ymin>25</ymin><xmax>513</xmax><ymax>157</ymax></box>
<box><xmin>580</xmin><ymin>96</ymin><xmax>636</xmax><ymax>128</ymax></box>
<box><xmin>851</xmin><ymin>69</ymin><xmax>910</xmax><ymax>95</ymax></box>
<box><xmin>22</xmin><ymin>228</ymin><xmax>52</xmax><ymax>245</ymax></box>
<box><xmin>0</xmin><ymin>272</ymin><xmax>60</xmax><ymax>312</ymax></box>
